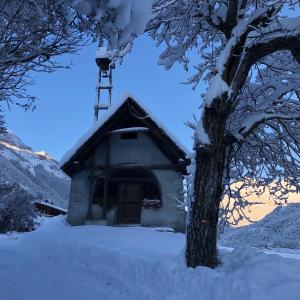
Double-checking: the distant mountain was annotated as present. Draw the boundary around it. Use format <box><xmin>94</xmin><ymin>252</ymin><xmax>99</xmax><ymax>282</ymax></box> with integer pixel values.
<box><xmin>0</xmin><ymin>131</ymin><xmax>70</xmax><ymax>209</ymax></box>
<box><xmin>220</xmin><ymin>203</ymin><xmax>300</xmax><ymax>249</ymax></box>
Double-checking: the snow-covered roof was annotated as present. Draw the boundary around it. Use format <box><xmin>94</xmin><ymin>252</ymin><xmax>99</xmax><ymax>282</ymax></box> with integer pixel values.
<box><xmin>95</xmin><ymin>47</ymin><xmax>116</xmax><ymax>60</ymax></box>
<box><xmin>35</xmin><ymin>201</ymin><xmax>68</xmax><ymax>213</ymax></box>
<box><xmin>60</xmin><ymin>93</ymin><xmax>190</xmax><ymax>168</ymax></box>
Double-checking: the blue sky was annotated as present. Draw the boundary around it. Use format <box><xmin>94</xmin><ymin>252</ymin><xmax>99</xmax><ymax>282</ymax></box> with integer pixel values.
<box><xmin>6</xmin><ymin>36</ymin><xmax>203</xmax><ymax>161</ymax></box>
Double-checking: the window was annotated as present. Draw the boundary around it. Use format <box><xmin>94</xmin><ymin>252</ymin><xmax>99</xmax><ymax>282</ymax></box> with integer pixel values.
<box><xmin>120</xmin><ymin>132</ymin><xmax>138</xmax><ymax>140</ymax></box>
<box><xmin>92</xmin><ymin>178</ymin><xmax>104</xmax><ymax>206</ymax></box>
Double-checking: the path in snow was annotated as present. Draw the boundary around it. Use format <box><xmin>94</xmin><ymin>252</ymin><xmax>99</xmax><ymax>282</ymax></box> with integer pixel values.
<box><xmin>0</xmin><ymin>217</ymin><xmax>300</xmax><ymax>300</ymax></box>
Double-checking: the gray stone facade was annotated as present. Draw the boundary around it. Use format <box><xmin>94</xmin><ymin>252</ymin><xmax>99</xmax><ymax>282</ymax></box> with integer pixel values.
<box><xmin>67</xmin><ymin>131</ymin><xmax>186</xmax><ymax>232</ymax></box>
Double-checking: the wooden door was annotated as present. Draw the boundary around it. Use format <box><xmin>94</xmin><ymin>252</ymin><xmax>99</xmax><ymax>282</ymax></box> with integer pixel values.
<box><xmin>118</xmin><ymin>183</ymin><xmax>143</xmax><ymax>224</ymax></box>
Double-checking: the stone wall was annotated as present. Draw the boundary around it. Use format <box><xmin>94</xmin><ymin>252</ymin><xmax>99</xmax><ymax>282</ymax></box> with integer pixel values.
<box><xmin>141</xmin><ymin>169</ymin><xmax>186</xmax><ymax>232</ymax></box>
<box><xmin>67</xmin><ymin>170</ymin><xmax>91</xmax><ymax>225</ymax></box>
<box><xmin>67</xmin><ymin>131</ymin><xmax>186</xmax><ymax>231</ymax></box>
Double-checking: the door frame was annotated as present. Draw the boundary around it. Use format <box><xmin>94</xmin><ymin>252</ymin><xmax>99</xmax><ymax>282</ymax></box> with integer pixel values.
<box><xmin>117</xmin><ymin>181</ymin><xmax>144</xmax><ymax>224</ymax></box>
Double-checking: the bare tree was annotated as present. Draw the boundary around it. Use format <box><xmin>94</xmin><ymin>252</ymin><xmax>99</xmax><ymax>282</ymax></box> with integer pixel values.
<box><xmin>0</xmin><ymin>0</ymin><xmax>84</xmax><ymax>118</ymax></box>
<box><xmin>0</xmin><ymin>182</ymin><xmax>37</xmax><ymax>233</ymax></box>
<box><xmin>0</xmin><ymin>0</ymin><xmax>154</xmax><ymax>122</ymax></box>
<box><xmin>147</xmin><ymin>0</ymin><xmax>300</xmax><ymax>268</ymax></box>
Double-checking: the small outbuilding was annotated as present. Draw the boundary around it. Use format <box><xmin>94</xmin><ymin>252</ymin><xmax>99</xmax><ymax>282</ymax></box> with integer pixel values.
<box><xmin>61</xmin><ymin>95</ymin><xmax>189</xmax><ymax>232</ymax></box>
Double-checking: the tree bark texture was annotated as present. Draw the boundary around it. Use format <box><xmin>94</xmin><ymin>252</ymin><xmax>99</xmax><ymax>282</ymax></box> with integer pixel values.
<box><xmin>186</xmin><ymin>104</ymin><xmax>228</xmax><ymax>268</ymax></box>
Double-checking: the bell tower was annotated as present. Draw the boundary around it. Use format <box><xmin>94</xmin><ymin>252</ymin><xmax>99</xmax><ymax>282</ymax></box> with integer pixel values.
<box><xmin>94</xmin><ymin>46</ymin><xmax>115</xmax><ymax>121</ymax></box>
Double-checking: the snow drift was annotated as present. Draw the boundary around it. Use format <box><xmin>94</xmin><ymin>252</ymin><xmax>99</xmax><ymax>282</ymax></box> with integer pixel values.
<box><xmin>1</xmin><ymin>217</ymin><xmax>300</xmax><ymax>300</ymax></box>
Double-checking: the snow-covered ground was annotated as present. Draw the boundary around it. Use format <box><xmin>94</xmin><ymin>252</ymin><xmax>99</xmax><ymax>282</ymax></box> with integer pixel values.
<box><xmin>1</xmin><ymin>217</ymin><xmax>300</xmax><ymax>300</ymax></box>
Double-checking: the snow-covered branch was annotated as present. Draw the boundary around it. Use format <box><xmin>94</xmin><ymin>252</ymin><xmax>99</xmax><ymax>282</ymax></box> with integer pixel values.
<box><xmin>73</xmin><ymin>0</ymin><xmax>154</xmax><ymax>60</ymax></box>
<box><xmin>0</xmin><ymin>0</ymin><xmax>84</xmax><ymax>111</ymax></box>
<box><xmin>233</xmin><ymin>112</ymin><xmax>300</xmax><ymax>141</ymax></box>
<box><xmin>0</xmin><ymin>0</ymin><xmax>155</xmax><ymax>120</ymax></box>
<box><xmin>149</xmin><ymin>2</ymin><xmax>300</xmax><ymax>245</ymax></box>
<box><xmin>230</xmin><ymin>16</ymin><xmax>300</xmax><ymax>101</ymax></box>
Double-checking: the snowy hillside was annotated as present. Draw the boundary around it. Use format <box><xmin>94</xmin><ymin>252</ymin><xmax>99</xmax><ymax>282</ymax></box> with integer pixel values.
<box><xmin>0</xmin><ymin>131</ymin><xmax>70</xmax><ymax>208</ymax></box>
<box><xmin>0</xmin><ymin>216</ymin><xmax>300</xmax><ymax>300</ymax></box>
<box><xmin>220</xmin><ymin>203</ymin><xmax>300</xmax><ymax>249</ymax></box>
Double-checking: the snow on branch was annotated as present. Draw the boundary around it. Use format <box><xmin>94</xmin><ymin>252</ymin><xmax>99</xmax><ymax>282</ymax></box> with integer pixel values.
<box><xmin>233</xmin><ymin>113</ymin><xmax>300</xmax><ymax>141</ymax></box>
<box><xmin>195</xmin><ymin>114</ymin><xmax>210</xmax><ymax>145</ymax></box>
<box><xmin>247</xmin><ymin>16</ymin><xmax>300</xmax><ymax>47</ymax></box>
<box><xmin>0</xmin><ymin>0</ymin><xmax>83</xmax><ymax>111</ymax></box>
<box><xmin>73</xmin><ymin>0</ymin><xmax>154</xmax><ymax>60</ymax></box>
<box><xmin>149</xmin><ymin>1</ymin><xmax>300</xmax><ymax>218</ymax></box>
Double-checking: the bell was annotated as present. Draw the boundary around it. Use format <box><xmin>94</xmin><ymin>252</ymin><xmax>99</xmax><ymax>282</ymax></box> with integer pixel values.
<box><xmin>95</xmin><ymin>57</ymin><xmax>111</xmax><ymax>71</ymax></box>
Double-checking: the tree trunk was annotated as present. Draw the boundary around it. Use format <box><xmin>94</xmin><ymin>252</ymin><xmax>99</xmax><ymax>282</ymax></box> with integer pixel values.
<box><xmin>186</xmin><ymin>105</ymin><xmax>228</xmax><ymax>268</ymax></box>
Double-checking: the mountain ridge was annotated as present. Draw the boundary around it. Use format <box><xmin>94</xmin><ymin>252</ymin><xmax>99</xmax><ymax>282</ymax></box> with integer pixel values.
<box><xmin>0</xmin><ymin>131</ymin><xmax>70</xmax><ymax>209</ymax></box>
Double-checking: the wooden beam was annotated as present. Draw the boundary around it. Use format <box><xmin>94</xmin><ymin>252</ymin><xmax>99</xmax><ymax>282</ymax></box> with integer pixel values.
<box><xmin>103</xmin><ymin>136</ymin><xmax>110</xmax><ymax>219</ymax></box>
<box><xmin>86</xmin><ymin>163</ymin><xmax>185</xmax><ymax>172</ymax></box>
<box><xmin>109</xmin><ymin>177</ymin><xmax>154</xmax><ymax>182</ymax></box>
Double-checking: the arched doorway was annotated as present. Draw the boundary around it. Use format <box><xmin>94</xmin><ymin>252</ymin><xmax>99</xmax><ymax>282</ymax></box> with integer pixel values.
<box><xmin>111</xmin><ymin>169</ymin><xmax>160</xmax><ymax>224</ymax></box>
<box><xmin>92</xmin><ymin>168</ymin><xmax>161</xmax><ymax>224</ymax></box>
